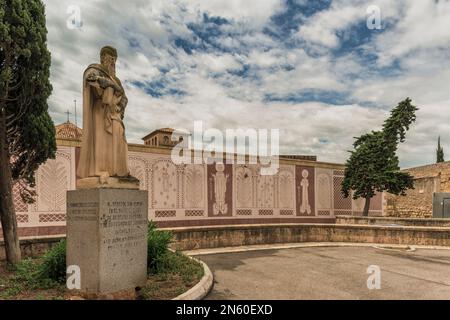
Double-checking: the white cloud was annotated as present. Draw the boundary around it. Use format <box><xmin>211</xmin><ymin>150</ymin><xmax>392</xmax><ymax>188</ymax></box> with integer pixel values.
<box><xmin>42</xmin><ymin>0</ymin><xmax>450</xmax><ymax>168</ymax></box>
<box><xmin>184</xmin><ymin>0</ymin><xmax>284</xmax><ymax>28</ymax></box>
<box><xmin>374</xmin><ymin>1</ymin><xmax>450</xmax><ymax>66</ymax></box>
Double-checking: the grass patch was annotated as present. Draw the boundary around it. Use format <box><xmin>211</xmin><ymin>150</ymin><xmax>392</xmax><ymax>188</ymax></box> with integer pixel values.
<box><xmin>141</xmin><ymin>222</ymin><xmax>204</xmax><ymax>300</ymax></box>
<box><xmin>141</xmin><ymin>250</ymin><xmax>204</xmax><ymax>300</ymax></box>
<box><xmin>0</xmin><ymin>258</ymin><xmax>65</xmax><ymax>300</ymax></box>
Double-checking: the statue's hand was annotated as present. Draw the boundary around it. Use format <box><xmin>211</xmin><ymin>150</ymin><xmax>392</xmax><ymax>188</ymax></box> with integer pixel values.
<box><xmin>98</xmin><ymin>77</ymin><xmax>110</xmax><ymax>88</ymax></box>
<box><xmin>86</xmin><ymin>74</ymin><xmax>98</xmax><ymax>82</ymax></box>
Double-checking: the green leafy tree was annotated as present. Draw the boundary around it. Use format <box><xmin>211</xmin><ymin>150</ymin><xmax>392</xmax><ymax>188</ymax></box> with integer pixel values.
<box><xmin>0</xmin><ymin>0</ymin><xmax>56</xmax><ymax>264</ymax></box>
<box><xmin>436</xmin><ymin>136</ymin><xmax>444</xmax><ymax>163</ymax></box>
<box><xmin>342</xmin><ymin>98</ymin><xmax>418</xmax><ymax>216</ymax></box>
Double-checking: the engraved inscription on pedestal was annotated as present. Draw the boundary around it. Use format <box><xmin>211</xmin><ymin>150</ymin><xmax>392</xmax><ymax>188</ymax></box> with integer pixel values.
<box><xmin>67</xmin><ymin>189</ymin><xmax>148</xmax><ymax>296</ymax></box>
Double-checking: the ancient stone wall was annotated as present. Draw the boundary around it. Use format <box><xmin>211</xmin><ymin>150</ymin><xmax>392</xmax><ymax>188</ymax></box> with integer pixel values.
<box><xmin>386</xmin><ymin>161</ymin><xmax>450</xmax><ymax>218</ymax></box>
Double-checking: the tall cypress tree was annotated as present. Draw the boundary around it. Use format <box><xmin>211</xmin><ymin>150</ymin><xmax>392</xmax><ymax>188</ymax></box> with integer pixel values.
<box><xmin>0</xmin><ymin>0</ymin><xmax>56</xmax><ymax>264</ymax></box>
<box><xmin>436</xmin><ymin>136</ymin><xmax>444</xmax><ymax>163</ymax></box>
<box><xmin>342</xmin><ymin>98</ymin><xmax>418</xmax><ymax>216</ymax></box>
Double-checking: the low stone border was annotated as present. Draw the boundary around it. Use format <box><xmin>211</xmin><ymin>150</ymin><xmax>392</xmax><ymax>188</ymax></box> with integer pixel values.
<box><xmin>0</xmin><ymin>235</ymin><xmax>65</xmax><ymax>260</ymax></box>
<box><xmin>172</xmin><ymin>257</ymin><xmax>213</xmax><ymax>300</ymax></box>
<box><xmin>167</xmin><ymin>223</ymin><xmax>450</xmax><ymax>251</ymax></box>
<box><xmin>184</xmin><ymin>242</ymin><xmax>450</xmax><ymax>256</ymax></box>
<box><xmin>336</xmin><ymin>215</ymin><xmax>450</xmax><ymax>227</ymax></box>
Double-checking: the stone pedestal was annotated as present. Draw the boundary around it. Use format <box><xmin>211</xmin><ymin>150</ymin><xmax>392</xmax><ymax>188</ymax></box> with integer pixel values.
<box><xmin>66</xmin><ymin>188</ymin><xmax>148</xmax><ymax>298</ymax></box>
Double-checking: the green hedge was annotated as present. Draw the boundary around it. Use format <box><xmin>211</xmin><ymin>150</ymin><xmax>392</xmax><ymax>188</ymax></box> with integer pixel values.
<box><xmin>147</xmin><ymin>221</ymin><xmax>173</xmax><ymax>274</ymax></box>
<box><xmin>37</xmin><ymin>239</ymin><xmax>66</xmax><ymax>283</ymax></box>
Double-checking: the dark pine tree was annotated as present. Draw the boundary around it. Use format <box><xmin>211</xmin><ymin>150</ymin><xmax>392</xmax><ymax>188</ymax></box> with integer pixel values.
<box><xmin>436</xmin><ymin>136</ymin><xmax>444</xmax><ymax>163</ymax></box>
<box><xmin>342</xmin><ymin>98</ymin><xmax>418</xmax><ymax>216</ymax></box>
<box><xmin>0</xmin><ymin>0</ymin><xmax>56</xmax><ymax>264</ymax></box>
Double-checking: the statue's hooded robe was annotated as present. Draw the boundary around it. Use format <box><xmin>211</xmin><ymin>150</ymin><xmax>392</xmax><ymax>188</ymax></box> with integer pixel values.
<box><xmin>77</xmin><ymin>63</ymin><xmax>129</xmax><ymax>178</ymax></box>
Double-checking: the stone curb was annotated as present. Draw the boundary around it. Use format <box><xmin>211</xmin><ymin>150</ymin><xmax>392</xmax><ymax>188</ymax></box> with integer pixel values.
<box><xmin>183</xmin><ymin>242</ymin><xmax>450</xmax><ymax>256</ymax></box>
<box><xmin>172</xmin><ymin>257</ymin><xmax>213</xmax><ymax>300</ymax></box>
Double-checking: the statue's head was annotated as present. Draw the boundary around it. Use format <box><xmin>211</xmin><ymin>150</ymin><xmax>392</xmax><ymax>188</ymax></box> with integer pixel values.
<box><xmin>100</xmin><ymin>46</ymin><xmax>117</xmax><ymax>76</ymax></box>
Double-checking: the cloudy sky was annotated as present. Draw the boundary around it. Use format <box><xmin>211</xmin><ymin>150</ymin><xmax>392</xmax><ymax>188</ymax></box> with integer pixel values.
<box><xmin>43</xmin><ymin>0</ymin><xmax>450</xmax><ymax>168</ymax></box>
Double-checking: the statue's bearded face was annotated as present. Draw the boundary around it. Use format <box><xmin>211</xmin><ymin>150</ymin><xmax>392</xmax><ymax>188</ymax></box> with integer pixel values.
<box><xmin>101</xmin><ymin>53</ymin><xmax>116</xmax><ymax>76</ymax></box>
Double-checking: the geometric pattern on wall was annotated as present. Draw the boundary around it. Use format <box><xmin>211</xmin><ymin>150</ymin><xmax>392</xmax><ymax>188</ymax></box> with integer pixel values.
<box><xmin>16</xmin><ymin>214</ymin><xmax>29</xmax><ymax>223</ymax></box>
<box><xmin>236</xmin><ymin>209</ymin><xmax>252</xmax><ymax>215</ymax></box>
<box><xmin>12</xmin><ymin>182</ymin><xmax>28</xmax><ymax>213</ymax></box>
<box><xmin>259</xmin><ymin>209</ymin><xmax>273</xmax><ymax>215</ymax></box>
<box><xmin>334</xmin><ymin>210</ymin><xmax>352</xmax><ymax>216</ymax></box>
<box><xmin>35</xmin><ymin>151</ymin><xmax>71</xmax><ymax>212</ymax></box>
<box><xmin>39</xmin><ymin>213</ymin><xmax>66</xmax><ymax>222</ymax></box>
<box><xmin>155</xmin><ymin>210</ymin><xmax>177</xmax><ymax>218</ymax></box>
<box><xmin>128</xmin><ymin>155</ymin><xmax>148</xmax><ymax>190</ymax></box>
<box><xmin>333</xmin><ymin>176</ymin><xmax>351</xmax><ymax>211</ymax></box>
<box><xmin>185</xmin><ymin>209</ymin><xmax>204</xmax><ymax>217</ymax></box>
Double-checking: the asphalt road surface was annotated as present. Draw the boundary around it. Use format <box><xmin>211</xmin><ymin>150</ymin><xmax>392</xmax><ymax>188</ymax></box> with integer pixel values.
<box><xmin>198</xmin><ymin>246</ymin><xmax>450</xmax><ymax>300</ymax></box>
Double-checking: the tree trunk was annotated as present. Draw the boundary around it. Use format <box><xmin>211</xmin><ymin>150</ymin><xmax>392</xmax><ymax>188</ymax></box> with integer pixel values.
<box><xmin>362</xmin><ymin>196</ymin><xmax>371</xmax><ymax>217</ymax></box>
<box><xmin>0</xmin><ymin>113</ymin><xmax>21</xmax><ymax>265</ymax></box>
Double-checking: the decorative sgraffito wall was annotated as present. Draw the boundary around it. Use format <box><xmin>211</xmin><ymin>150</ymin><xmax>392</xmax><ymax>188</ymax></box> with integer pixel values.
<box><xmin>3</xmin><ymin>146</ymin><xmax>75</xmax><ymax>238</ymax></box>
<box><xmin>1</xmin><ymin>141</ymin><xmax>384</xmax><ymax>239</ymax></box>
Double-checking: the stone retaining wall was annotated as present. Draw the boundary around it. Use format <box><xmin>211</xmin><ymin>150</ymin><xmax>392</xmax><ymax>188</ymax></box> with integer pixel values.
<box><xmin>168</xmin><ymin>224</ymin><xmax>450</xmax><ymax>250</ymax></box>
<box><xmin>4</xmin><ymin>223</ymin><xmax>450</xmax><ymax>261</ymax></box>
<box><xmin>336</xmin><ymin>215</ymin><xmax>450</xmax><ymax>227</ymax></box>
<box><xmin>386</xmin><ymin>161</ymin><xmax>450</xmax><ymax>218</ymax></box>
<box><xmin>0</xmin><ymin>236</ymin><xmax>64</xmax><ymax>261</ymax></box>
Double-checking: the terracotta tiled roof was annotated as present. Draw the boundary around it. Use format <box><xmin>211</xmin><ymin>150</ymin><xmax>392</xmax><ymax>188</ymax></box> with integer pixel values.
<box><xmin>55</xmin><ymin>121</ymin><xmax>82</xmax><ymax>140</ymax></box>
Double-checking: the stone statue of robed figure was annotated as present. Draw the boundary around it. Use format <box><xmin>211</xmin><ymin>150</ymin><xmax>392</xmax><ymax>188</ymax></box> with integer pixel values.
<box><xmin>68</xmin><ymin>46</ymin><xmax>147</xmax><ymax>298</ymax></box>
<box><xmin>77</xmin><ymin>46</ymin><xmax>136</xmax><ymax>188</ymax></box>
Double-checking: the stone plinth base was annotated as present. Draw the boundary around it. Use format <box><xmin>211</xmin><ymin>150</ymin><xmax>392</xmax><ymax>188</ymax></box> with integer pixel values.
<box><xmin>67</xmin><ymin>188</ymin><xmax>148</xmax><ymax>297</ymax></box>
<box><xmin>76</xmin><ymin>175</ymin><xmax>140</xmax><ymax>190</ymax></box>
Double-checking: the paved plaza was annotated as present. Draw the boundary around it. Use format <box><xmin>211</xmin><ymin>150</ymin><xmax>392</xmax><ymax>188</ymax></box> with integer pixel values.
<box><xmin>199</xmin><ymin>246</ymin><xmax>450</xmax><ymax>300</ymax></box>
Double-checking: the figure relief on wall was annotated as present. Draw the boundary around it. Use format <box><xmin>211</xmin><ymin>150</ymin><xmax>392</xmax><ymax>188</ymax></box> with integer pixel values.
<box><xmin>299</xmin><ymin>169</ymin><xmax>311</xmax><ymax>214</ymax></box>
<box><xmin>185</xmin><ymin>165</ymin><xmax>204</xmax><ymax>208</ymax></box>
<box><xmin>236</xmin><ymin>166</ymin><xmax>253</xmax><ymax>208</ymax></box>
<box><xmin>152</xmin><ymin>160</ymin><xmax>177</xmax><ymax>209</ymax></box>
<box><xmin>161</xmin><ymin>166</ymin><xmax>170</xmax><ymax>192</ymax></box>
<box><xmin>213</xmin><ymin>163</ymin><xmax>229</xmax><ymax>215</ymax></box>
<box><xmin>258</xmin><ymin>175</ymin><xmax>274</xmax><ymax>208</ymax></box>
<box><xmin>279</xmin><ymin>170</ymin><xmax>294</xmax><ymax>208</ymax></box>
<box><xmin>317</xmin><ymin>173</ymin><xmax>331</xmax><ymax>209</ymax></box>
